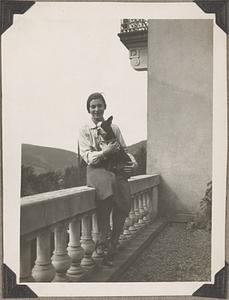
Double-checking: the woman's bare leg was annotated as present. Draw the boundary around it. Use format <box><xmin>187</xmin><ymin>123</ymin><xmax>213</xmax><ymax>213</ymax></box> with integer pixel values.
<box><xmin>95</xmin><ymin>197</ymin><xmax>113</xmax><ymax>244</ymax></box>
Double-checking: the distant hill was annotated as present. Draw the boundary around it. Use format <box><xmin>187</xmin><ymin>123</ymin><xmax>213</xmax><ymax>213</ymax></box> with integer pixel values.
<box><xmin>21</xmin><ymin>141</ymin><xmax>146</xmax><ymax>196</ymax></box>
<box><xmin>21</xmin><ymin>144</ymin><xmax>78</xmax><ymax>175</ymax></box>
<box><xmin>21</xmin><ymin>140</ymin><xmax>146</xmax><ymax>175</ymax></box>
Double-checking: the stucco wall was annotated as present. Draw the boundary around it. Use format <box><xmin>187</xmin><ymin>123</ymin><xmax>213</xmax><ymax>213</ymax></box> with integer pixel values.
<box><xmin>147</xmin><ymin>20</ymin><xmax>213</xmax><ymax>215</ymax></box>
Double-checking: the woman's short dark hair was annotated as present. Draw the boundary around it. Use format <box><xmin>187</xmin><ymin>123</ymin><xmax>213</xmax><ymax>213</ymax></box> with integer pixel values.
<box><xmin>87</xmin><ymin>92</ymin><xmax>106</xmax><ymax>113</ymax></box>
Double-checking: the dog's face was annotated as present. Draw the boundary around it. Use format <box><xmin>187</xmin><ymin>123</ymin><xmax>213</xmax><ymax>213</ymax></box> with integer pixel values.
<box><xmin>97</xmin><ymin>116</ymin><xmax>113</xmax><ymax>139</ymax></box>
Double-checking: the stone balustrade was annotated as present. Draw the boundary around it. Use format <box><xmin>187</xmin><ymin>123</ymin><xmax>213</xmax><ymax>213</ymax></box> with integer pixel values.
<box><xmin>20</xmin><ymin>174</ymin><xmax>160</xmax><ymax>282</ymax></box>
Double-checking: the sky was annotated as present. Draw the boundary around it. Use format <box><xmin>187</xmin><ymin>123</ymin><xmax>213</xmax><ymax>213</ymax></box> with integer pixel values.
<box><xmin>2</xmin><ymin>2</ymin><xmax>148</xmax><ymax>152</ymax></box>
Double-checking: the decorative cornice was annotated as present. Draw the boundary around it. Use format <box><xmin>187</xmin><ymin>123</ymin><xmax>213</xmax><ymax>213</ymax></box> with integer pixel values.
<box><xmin>118</xmin><ymin>31</ymin><xmax>148</xmax><ymax>50</ymax></box>
<box><xmin>194</xmin><ymin>0</ymin><xmax>228</xmax><ymax>34</ymax></box>
<box><xmin>2</xmin><ymin>264</ymin><xmax>37</xmax><ymax>298</ymax></box>
<box><xmin>192</xmin><ymin>262</ymin><xmax>228</xmax><ymax>298</ymax></box>
<box><xmin>118</xmin><ymin>31</ymin><xmax>148</xmax><ymax>71</ymax></box>
<box><xmin>1</xmin><ymin>0</ymin><xmax>35</xmax><ymax>35</ymax></box>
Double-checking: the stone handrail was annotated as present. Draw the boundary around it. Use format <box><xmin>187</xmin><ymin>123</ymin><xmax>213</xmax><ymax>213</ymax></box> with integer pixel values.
<box><xmin>21</xmin><ymin>186</ymin><xmax>96</xmax><ymax>239</ymax></box>
<box><xmin>20</xmin><ymin>174</ymin><xmax>160</xmax><ymax>282</ymax></box>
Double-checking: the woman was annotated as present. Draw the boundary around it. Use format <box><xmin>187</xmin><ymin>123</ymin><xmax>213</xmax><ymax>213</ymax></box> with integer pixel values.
<box><xmin>78</xmin><ymin>92</ymin><xmax>137</xmax><ymax>266</ymax></box>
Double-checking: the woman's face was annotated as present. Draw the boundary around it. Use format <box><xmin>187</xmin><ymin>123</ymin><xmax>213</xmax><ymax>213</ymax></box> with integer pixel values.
<box><xmin>89</xmin><ymin>98</ymin><xmax>105</xmax><ymax>122</ymax></box>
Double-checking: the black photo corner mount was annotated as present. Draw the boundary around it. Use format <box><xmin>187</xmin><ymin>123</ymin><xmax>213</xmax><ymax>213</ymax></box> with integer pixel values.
<box><xmin>194</xmin><ymin>0</ymin><xmax>229</xmax><ymax>34</ymax></box>
<box><xmin>2</xmin><ymin>264</ymin><xmax>37</xmax><ymax>298</ymax></box>
<box><xmin>1</xmin><ymin>0</ymin><xmax>35</xmax><ymax>35</ymax></box>
<box><xmin>192</xmin><ymin>262</ymin><xmax>228</xmax><ymax>298</ymax></box>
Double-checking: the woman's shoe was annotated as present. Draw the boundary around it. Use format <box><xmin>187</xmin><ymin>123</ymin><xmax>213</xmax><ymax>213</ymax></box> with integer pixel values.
<box><xmin>95</xmin><ymin>242</ymin><xmax>113</xmax><ymax>267</ymax></box>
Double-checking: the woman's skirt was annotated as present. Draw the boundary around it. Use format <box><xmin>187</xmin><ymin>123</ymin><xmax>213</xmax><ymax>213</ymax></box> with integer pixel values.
<box><xmin>87</xmin><ymin>165</ymin><xmax>131</xmax><ymax>215</ymax></box>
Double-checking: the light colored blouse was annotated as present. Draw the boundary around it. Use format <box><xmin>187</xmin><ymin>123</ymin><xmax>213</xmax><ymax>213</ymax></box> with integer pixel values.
<box><xmin>78</xmin><ymin>119</ymin><xmax>137</xmax><ymax>167</ymax></box>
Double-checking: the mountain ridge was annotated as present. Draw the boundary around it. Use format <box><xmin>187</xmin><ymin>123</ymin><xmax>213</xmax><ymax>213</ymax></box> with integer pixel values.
<box><xmin>22</xmin><ymin>140</ymin><xmax>146</xmax><ymax>175</ymax></box>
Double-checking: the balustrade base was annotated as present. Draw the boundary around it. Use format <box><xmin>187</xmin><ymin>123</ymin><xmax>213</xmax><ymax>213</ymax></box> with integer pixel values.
<box><xmin>81</xmin><ymin>258</ymin><xmax>96</xmax><ymax>270</ymax></box>
<box><xmin>92</xmin><ymin>258</ymin><xmax>104</xmax><ymax>268</ymax></box>
<box><xmin>143</xmin><ymin>216</ymin><xmax>151</xmax><ymax>223</ymax></box>
<box><xmin>68</xmin><ymin>272</ymin><xmax>88</xmax><ymax>282</ymax></box>
<box><xmin>92</xmin><ymin>248</ymin><xmax>105</xmax><ymax>260</ymax></box>
<box><xmin>20</xmin><ymin>275</ymin><xmax>35</xmax><ymax>283</ymax></box>
<box><xmin>134</xmin><ymin>223</ymin><xmax>144</xmax><ymax>230</ymax></box>
<box><xmin>32</xmin><ymin>264</ymin><xmax>55</xmax><ymax>282</ymax></box>
<box><xmin>123</xmin><ymin>229</ymin><xmax>132</xmax><ymax>238</ymax></box>
<box><xmin>52</xmin><ymin>274</ymin><xmax>70</xmax><ymax>282</ymax></box>
<box><xmin>67</xmin><ymin>262</ymin><xmax>85</xmax><ymax>279</ymax></box>
<box><xmin>129</xmin><ymin>226</ymin><xmax>137</xmax><ymax>234</ymax></box>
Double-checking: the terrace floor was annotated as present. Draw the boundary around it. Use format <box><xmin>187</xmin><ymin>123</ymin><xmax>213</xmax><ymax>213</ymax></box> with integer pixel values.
<box><xmin>119</xmin><ymin>222</ymin><xmax>211</xmax><ymax>282</ymax></box>
<box><xmin>83</xmin><ymin>221</ymin><xmax>211</xmax><ymax>282</ymax></box>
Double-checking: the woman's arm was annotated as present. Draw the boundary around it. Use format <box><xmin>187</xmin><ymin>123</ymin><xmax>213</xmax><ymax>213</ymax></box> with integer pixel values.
<box><xmin>78</xmin><ymin>126</ymin><xmax>120</xmax><ymax>166</ymax></box>
<box><xmin>78</xmin><ymin>127</ymin><xmax>105</xmax><ymax>165</ymax></box>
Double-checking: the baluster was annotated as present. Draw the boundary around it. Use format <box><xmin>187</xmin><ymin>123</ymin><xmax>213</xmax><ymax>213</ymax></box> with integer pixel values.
<box><xmin>80</xmin><ymin>215</ymin><xmax>95</xmax><ymax>269</ymax></box>
<box><xmin>146</xmin><ymin>188</ymin><xmax>152</xmax><ymax>221</ymax></box>
<box><xmin>67</xmin><ymin>218</ymin><xmax>85</xmax><ymax>281</ymax></box>
<box><xmin>137</xmin><ymin>193</ymin><xmax>145</xmax><ymax>227</ymax></box>
<box><xmin>92</xmin><ymin>213</ymin><xmax>104</xmax><ymax>263</ymax></box>
<box><xmin>119</xmin><ymin>215</ymin><xmax>129</xmax><ymax>244</ymax></box>
<box><xmin>20</xmin><ymin>239</ymin><xmax>33</xmax><ymax>282</ymax></box>
<box><xmin>129</xmin><ymin>196</ymin><xmax>137</xmax><ymax>234</ymax></box>
<box><xmin>152</xmin><ymin>186</ymin><xmax>158</xmax><ymax>219</ymax></box>
<box><xmin>143</xmin><ymin>191</ymin><xmax>150</xmax><ymax>223</ymax></box>
<box><xmin>51</xmin><ymin>224</ymin><xmax>71</xmax><ymax>282</ymax></box>
<box><xmin>32</xmin><ymin>231</ymin><xmax>55</xmax><ymax>282</ymax></box>
<box><xmin>139</xmin><ymin>192</ymin><xmax>146</xmax><ymax>224</ymax></box>
<box><xmin>118</xmin><ymin>231</ymin><xmax>125</xmax><ymax>244</ymax></box>
<box><xmin>123</xmin><ymin>216</ymin><xmax>132</xmax><ymax>240</ymax></box>
<box><xmin>134</xmin><ymin>193</ymin><xmax>141</xmax><ymax>229</ymax></box>
<box><xmin>108</xmin><ymin>211</ymin><xmax>113</xmax><ymax>241</ymax></box>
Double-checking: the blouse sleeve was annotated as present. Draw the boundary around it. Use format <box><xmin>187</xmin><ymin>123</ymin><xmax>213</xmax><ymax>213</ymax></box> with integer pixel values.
<box><xmin>78</xmin><ymin>127</ymin><xmax>104</xmax><ymax>165</ymax></box>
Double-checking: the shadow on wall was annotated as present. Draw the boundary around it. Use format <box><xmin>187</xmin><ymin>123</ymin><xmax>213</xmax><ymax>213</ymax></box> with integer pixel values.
<box><xmin>158</xmin><ymin>177</ymin><xmax>191</xmax><ymax>218</ymax></box>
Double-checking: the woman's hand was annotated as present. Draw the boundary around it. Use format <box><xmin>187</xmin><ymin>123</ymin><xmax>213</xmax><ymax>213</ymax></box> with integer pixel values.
<box><xmin>102</xmin><ymin>141</ymin><xmax>120</xmax><ymax>156</ymax></box>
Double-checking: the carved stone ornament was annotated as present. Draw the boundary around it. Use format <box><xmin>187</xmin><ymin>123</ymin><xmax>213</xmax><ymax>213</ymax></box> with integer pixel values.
<box><xmin>2</xmin><ymin>264</ymin><xmax>37</xmax><ymax>298</ymax></box>
<box><xmin>195</xmin><ymin>0</ymin><xmax>229</xmax><ymax>34</ymax></box>
<box><xmin>128</xmin><ymin>48</ymin><xmax>147</xmax><ymax>71</ymax></box>
<box><xmin>118</xmin><ymin>31</ymin><xmax>148</xmax><ymax>71</ymax></box>
<box><xmin>1</xmin><ymin>0</ymin><xmax>35</xmax><ymax>35</ymax></box>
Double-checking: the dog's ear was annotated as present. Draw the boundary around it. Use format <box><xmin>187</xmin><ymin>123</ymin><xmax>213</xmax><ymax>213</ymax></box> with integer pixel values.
<box><xmin>107</xmin><ymin>116</ymin><xmax>113</xmax><ymax>125</ymax></box>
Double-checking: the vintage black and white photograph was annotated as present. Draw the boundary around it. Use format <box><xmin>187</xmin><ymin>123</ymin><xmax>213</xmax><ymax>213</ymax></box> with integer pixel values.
<box><xmin>1</xmin><ymin>1</ymin><xmax>227</xmax><ymax>297</ymax></box>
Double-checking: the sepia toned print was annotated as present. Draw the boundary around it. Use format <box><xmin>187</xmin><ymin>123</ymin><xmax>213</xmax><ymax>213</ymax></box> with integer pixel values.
<box><xmin>1</xmin><ymin>1</ymin><xmax>227</xmax><ymax>298</ymax></box>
